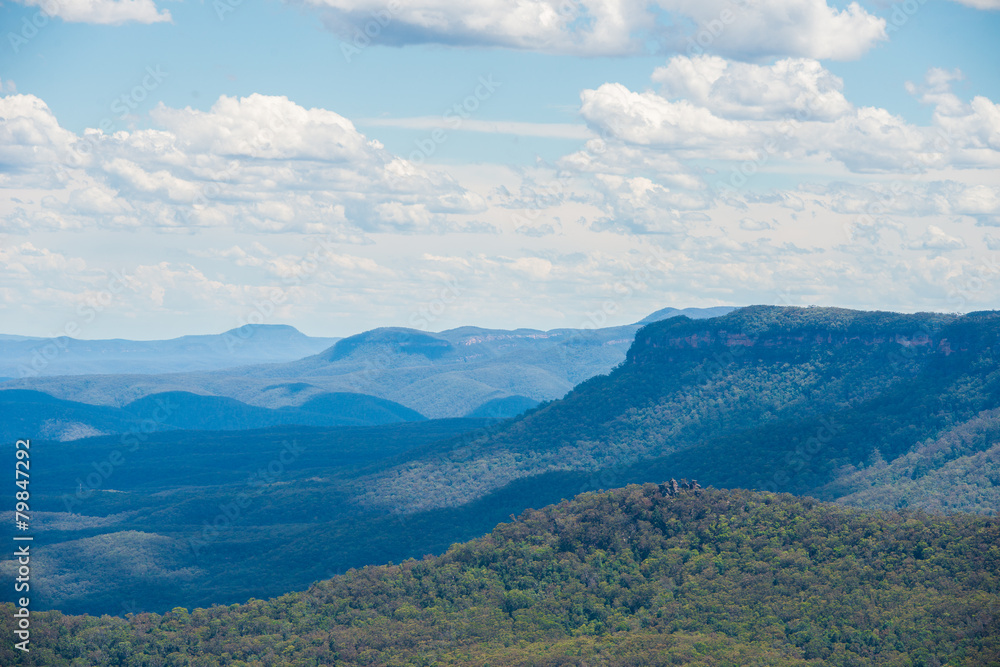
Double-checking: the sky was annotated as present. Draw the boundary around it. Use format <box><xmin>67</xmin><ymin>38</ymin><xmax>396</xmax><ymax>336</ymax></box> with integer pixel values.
<box><xmin>1</xmin><ymin>0</ymin><xmax>999</xmax><ymax>339</ymax></box>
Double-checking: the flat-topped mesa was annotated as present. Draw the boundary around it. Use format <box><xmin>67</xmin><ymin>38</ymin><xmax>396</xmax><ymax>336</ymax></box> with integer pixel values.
<box><xmin>627</xmin><ymin>306</ymin><xmax>1000</xmax><ymax>366</ymax></box>
<box><xmin>645</xmin><ymin>331</ymin><xmax>945</xmax><ymax>350</ymax></box>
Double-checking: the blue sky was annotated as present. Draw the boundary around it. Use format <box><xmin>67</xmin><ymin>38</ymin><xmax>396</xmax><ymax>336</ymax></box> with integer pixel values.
<box><xmin>2</xmin><ymin>0</ymin><xmax>999</xmax><ymax>339</ymax></box>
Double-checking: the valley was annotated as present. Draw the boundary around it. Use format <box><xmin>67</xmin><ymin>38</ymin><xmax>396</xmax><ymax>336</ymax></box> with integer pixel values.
<box><xmin>3</xmin><ymin>306</ymin><xmax>999</xmax><ymax>632</ymax></box>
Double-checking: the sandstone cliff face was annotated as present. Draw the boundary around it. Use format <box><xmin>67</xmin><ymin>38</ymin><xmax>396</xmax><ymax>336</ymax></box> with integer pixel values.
<box><xmin>625</xmin><ymin>305</ymin><xmax>998</xmax><ymax>365</ymax></box>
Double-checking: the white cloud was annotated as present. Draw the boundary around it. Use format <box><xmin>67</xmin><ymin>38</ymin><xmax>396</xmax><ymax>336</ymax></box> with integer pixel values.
<box><xmin>582</xmin><ymin>174</ymin><xmax>707</xmax><ymax>234</ymax></box>
<box><xmin>150</xmin><ymin>94</ymin><xmax>373</xmax><ymax>162</ymax></box>
<box><xmin>660</xmin><ymin>0</ymin><xmax>885</xmax><ymax>60</ymax></box>
<box><xmin>910</xmin><ymin>225</ymin><xmax>966</xmax><ymax>251</ymax></box>
<box><xmin>652</xmin><ymin>56</ymin><xmax>852</xmax><ymax>121</ymax></box>
<box><xmin>580</xmin><ymin>83</ymin><xmax>753</xmax><ymax>154</ymax></box>
<box><xmin>507</xmin><ymin>256</ymin><xmax>553</xmax><ymax>279</ymax></box>
<box><xmin>740</xmin><ymin>217</ymin><xmax>773</xmax><ymax>231</ymax></box>
<box><xmin>15</xmin><ymin>0</ymin><xmax>172</xmax><ymax>25</ymax></box>
<box><xmin>825</xmin><ymin>181</ymin><xmax>1000</xmax><ymax>221</ymax></box>
<box><xmin>296</xmin><ymin>0</ymin><xmax>885</xmax><ymax>60</ymax></box>
<box><xmin>0</xmin><ymin>242</ymin><xmax>87</xmax><ymax>278</ymax></box>
<box><xmin>946</xmin><ymin>0</ymin><xmax>1000</xmax><ymax>9</ymax></box>
<box><xmin>0</xmin><ymin>93</ymin><xmax>485</xmax><ymax>235</ymax></box>
<box><xmin>6</xmin><ymin>59</ymin><xmax>1000</xmax><ymax>337</ymax></box>
<box><xmin>572</xmin><ymin>62</ymin><xmax>1000</xmax><ymax>178</ymax></box>
<box><xmin>0</xmin><ymin>95</ymin><xmax>78</xmax><ymax>168</ymax></box>
<box><xmin>559</xmin><ymin>140</ymin><xmax>704</xmax><ymax>190</ymax></box>
<box><xmin>103</xmin><ymin>158</ymin><xmax>201</xmax><ymax>202</ymax></box>
<box><xmin>66</xmin><ymin>184</ymin><xmax>132</xmax><ymax>215</ymax></box>
<box><xmin>800</xmin><ymin>106</ymin><xmax>933</xmax><ymax>172</ymax></box>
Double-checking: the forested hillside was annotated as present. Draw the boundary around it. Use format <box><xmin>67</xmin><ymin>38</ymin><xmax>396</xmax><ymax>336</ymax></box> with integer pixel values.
<box><xmin>355</xmin><ymin>306</ymin><xmax>1000</xmax><ymax>515</ymax></box>
<box><xmin>3</xmin><ymin>488</ymin><xmax>998</xmax><ymax>666</ymax></box>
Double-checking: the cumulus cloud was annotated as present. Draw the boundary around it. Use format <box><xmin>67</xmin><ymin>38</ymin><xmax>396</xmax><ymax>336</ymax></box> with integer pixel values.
<box><xmin>909</xmin><ymin>225</ymin><xmax>967</xmax><ymax>251</ymax></box>
<box><xmin>0</xmin><ymin>93</ymin><xmax>485</xmax><ymax>235</ymax></box>
<box><xmin>0</xmin><ymin>95</ymin><xmax>78</xmax><ymax>168</ymax></box>
<box><xmin>579</xmin><ymin>83</ymin><xmax>753</xmax><ymax>155</ymax></box>
<box><xmin>149</xmin><ymin>94</ymin><xmax>373</xmax><ymax>162</ymax></box>
<box><xmin>295</xmin><ymin>0</ymin><xmax>885</xmax><ymax>60</ymax></box>
<box><xmin>15</xmin><ymin>0</ymin><xmax>171</xmax><ymax>24</ymax></box>
<box><xmin>584</xmin><ymin>174</ymin><xmax>709</xmax><ymax>234</ymax></box>
<box><xmin>659</xmin><ymin>0</ymin><xmax>886</xmax><ymax>60</ymax></box>
<box><xmin>572</xmin><ymin>60</ymin><xmax>1000</xmax><ymax>178</ymax></box>
<box><xmin>797</xmin><ymin>107</ymin><xmax>933</xmax><ymax>172</ymax></box>
<box><xmin>651</xmin><ymin>56</ymin><xmax>852</xmax><ymax>121</ymax></box>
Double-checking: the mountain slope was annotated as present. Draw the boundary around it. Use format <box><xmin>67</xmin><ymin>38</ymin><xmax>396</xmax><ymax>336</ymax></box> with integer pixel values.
<box><xmin>3</xmin><ymin>487</ymin><xmax>998</xmax><ymax>666</ymax></box>
<box><xmin>351</xmin><ymin>306</ymin><xmax>1000</xmax><ymax>515</ymax></box>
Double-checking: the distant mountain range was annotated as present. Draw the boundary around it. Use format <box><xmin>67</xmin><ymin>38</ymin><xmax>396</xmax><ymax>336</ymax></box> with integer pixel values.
<box><xmin>0</xmin><ymin>389</ymin><xmax>426</xmax><ymax>442</ymax></box>
<box><xmin>0</xmin><ymin>324</ymin><xmax>339</xmax><ymax>377</ymax></box>
<box><xmin>1</xmin><ymin>306</ymin><xmax>737</xmax><ymax>419</ymax></box>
